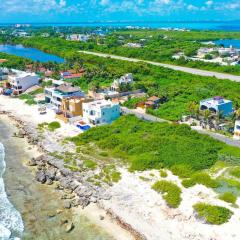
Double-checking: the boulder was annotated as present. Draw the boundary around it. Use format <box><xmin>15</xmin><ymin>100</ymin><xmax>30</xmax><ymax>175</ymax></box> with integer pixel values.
<box><xmin>63</xmin><ymin>201</ymin><xmax>71</xmax><ymax>209</ymax></box>
<box><xmin>35</xmin><ymin>170</ymin><xmax>46</xmax><ymax>184</ymax></box>
<box><xmin>65</xmin><ymin>222</ymin><xmax>74</xmax><ymax>233</ymax></box>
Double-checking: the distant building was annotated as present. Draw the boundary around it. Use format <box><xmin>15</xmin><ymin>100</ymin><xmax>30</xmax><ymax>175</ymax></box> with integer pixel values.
<box><xmin>82</xmin><ymin>99</ymin><xmax>120</xmax><ymax>125</ymax></box>
<box><xmin>110</xmin><ymin>73</ymin><xmax>133</xmax><ymax>92</ymax></box>
<box><xmin>125</xmin><ymin>43</ymin><xmax>142</xmax><ymax>48</ymax></box>
<box><xmin>8</xmin><ymin>70</ymin><xmax>40</xmax><ymax>94</ymax></box>
<box><xmin>60</xmin><ymin>70</ymin><xmax>84</xmax><ymax>80</ymax></box>
<box><xmin>200</xmin><ymin>96</ymin><xmax>233</xmax><ymax>116</ymax></box>
<box><xmin>0</xmin><ymin>68</ymin><xmax>9</xmax><ymax>81</ymax></box>
<box><xmin>66</xmin><ymin>34</ymin><xmax>90</xmax><ymax>42</ymax></box>
<box><xmin>45</xmin><ymin>84</ymin><xmax>85</xmax><ymax>108</ymax></box>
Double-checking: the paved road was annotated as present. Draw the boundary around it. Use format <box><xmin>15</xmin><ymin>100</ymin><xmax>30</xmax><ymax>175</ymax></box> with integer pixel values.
<box><xmin>79</xmin><ymin>50</ymin><xmax>240</xmax><ymax>83</ymax></box>
<box><xmin>121</xmin><ymin>107</ymin><xmax>240</xmax><ymax>148</ymax></box>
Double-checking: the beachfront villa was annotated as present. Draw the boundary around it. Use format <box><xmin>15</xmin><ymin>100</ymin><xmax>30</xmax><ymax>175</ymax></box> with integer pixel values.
<box><xmin>200</xmin><ymin>96</ymin><xmax>233</xmax><ymax>116</ymax></box>
<box><xmin>44</xmin><ymin>84</ymin><xmax>85</xmax><ymax>108</ymax></box>
<box><xmin>82</xmin><ymin>99</ymin><xmax>120</xmax><ymax>125</ymax></box>
<box><xmin>8</xmin><ymin>70</ymin><xmax>40</xmax><ymax>94</ymax></box>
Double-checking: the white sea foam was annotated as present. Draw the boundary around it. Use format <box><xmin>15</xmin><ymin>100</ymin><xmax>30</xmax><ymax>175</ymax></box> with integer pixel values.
<box><xmin>0</xmin><ymin>143</ymin><xmax>24</xmax><ymax>239</ymax></box>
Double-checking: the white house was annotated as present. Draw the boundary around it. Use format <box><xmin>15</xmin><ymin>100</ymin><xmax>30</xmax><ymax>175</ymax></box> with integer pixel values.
<box><xmin>66</xmin><ymin>34</ymin><xmax>90</xmax><ymax>42</ymax></box>
<box><xmin>82</xmin><ymin>99</ymin><xmax>120</xmax><ymax>125</ymax></box>
<box><xmin>110</xmin><ymin>73</ymin><xmax>134</xmax><ymax>91</ymax></box>
<box><xmin>8</xmin><ymin>70</ymin><xmax>40</xmax><ymax>94</ymax></box>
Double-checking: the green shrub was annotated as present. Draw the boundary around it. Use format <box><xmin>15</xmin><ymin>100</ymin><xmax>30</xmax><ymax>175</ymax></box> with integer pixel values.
<box><xmin>152</xmin><ymin>180</ymin><xmax>182</xmax><ymax>208</ymax></box>
<box><xmin>171</xmin><ymin>164</ymin><xmax>194</xmax><ymax>178</ymax></box>
<box><xmin>111</xmin><ymin>171</ymin><xmax>121</xmax><ymax>182</ymax></box>
<box><xmin>182</xmin><ymin>173</ymin><xmax>219</xmax><ymax>188</ymax></box>
<box><xmin>193</xmin><ymin>203</ymin><xmax>233</xmax><ymax>225</ymax></box>
<box><xmin>99</xmin><ymin>151</ymin><xmax>109</xmax><ymax>157</ymax></box>
<box><xmin>219</xmin><ymin>192</ymin><xmax>237</xmax><ymax>204</ymax></box>
<box><xmin>83</xmin><ymin>160</ymin><xmax>97</xmax><ymax>169</ymax></box>
<box><xmin>229</xmin><ymin>167</ymin><xmax>240</xmax><ymax>178</ymax></box>
<box><xmin>48</xmin><ymin>121</ymin><xmax>61</xmax><ymax>131</ymax></box>
<box><xmin>160</xmin><ymin>170</ymin><xmax>167</xmax><ymax>178</ymax></box>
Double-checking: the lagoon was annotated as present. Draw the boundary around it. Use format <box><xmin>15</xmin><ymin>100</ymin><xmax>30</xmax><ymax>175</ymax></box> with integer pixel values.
<box><xmin>0</xmin><ymin>44</ymin><xmax>64</xmax><ymax>63</ymax></box>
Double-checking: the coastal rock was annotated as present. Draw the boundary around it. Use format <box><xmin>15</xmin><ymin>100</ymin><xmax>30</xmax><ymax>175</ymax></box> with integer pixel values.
<box><xmin>74</xmin><ymin>186</ymin><xmax>93</xmax><ymax>198</ymax></box>
<box><xmin>27</xmin><ymin>158</ymin><xmax>37</xmax><ymax>166</ymax></box>
<box><xmin>65</xmin><ymin>222</ymin><xmax>74</xmax><ymax>233</ymax></box>
<box><xmin>45</xmin><ymin>168</ymin><xmax>57</xmax><ymax>180</ymax></box>
<box><xmin>35</xmin><ymin>170</ymin><xmax>46</xmax><ymax>184</ymax></box>
<box><xmin>63</xmin><ymin>201</ymin><xmax>71</xmax><ymax>209</ymax></box>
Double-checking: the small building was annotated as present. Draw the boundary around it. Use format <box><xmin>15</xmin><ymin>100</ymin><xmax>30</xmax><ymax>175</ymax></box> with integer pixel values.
<box><xmin>125</xmin><ymin>43</ymin><xmax>142</xmax><ymax>48</ymax></box>
<box><xmin>233</xmin><ymin>120</ymin><xmax>240</xmax><ymax>140</ymax></box>
<box><xmin>145</xmin><ymin>96</ymin><xmax>160</xmax><ymax>109</ymax></box>
<box><xmin>82</xmin><ymin>99</ymin><xmax>120</xmax><ymax>125</ymax></box>
<box><xmin>45</xmin><ymin>84</ymin><xmax>85</xmax><ymax>108</ymax></box>
<box><xmin>60</xmin><ymin>70</ymin><xmax>84</xmax><ymax>80</ymax></box>
<box><xmin>0</xmin><ymin>68</ymin><xmax>9</xmax><ymax>81</ymax></box>
<box><xmin>200</xmin><ymin>96</ymin><xmax>233</xmax><ymax>116</ymax></box>
<box><xmin>66</xmin><ymin>34</ymin><xmax>90</xmax><ymax>42</ymax></box>
<box><xmin>62</xmin><ymin>97</ymin><xmax>92</xmax><ymax>118</ymax></box>
<box><xmin>110</xmin><ymin>73</ymin><xmax>133</xmax><ymax>92</ymax></box>
<box><xmin>8</xmin><ymin>70</ymin><xmax>40</xmax><ymax>94</ymax></box>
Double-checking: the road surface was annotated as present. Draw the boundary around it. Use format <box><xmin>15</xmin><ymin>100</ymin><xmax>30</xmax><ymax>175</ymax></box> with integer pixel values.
<box><xmin>79</xmin><ymin>50</ymin><xmax>240</xmax><ymax>83</ymax></box>
<box><xmin>121</xmin><ymin>107</ymin><xmax>240</xmax><ymax>148</ymax></box>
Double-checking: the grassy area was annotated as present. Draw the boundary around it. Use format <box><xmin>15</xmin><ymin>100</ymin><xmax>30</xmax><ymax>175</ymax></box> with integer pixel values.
<box><xmin>193</xmin><ymin>203</ymin><xmax>233</xmax><ymax>225</ymax></box>
<box><xmin>70</xmin><ymin>115</ymin><xmax>240</xmax><ymax>173</ymax></box>
<box><xmin>48</xmin><ymin>121</ymin><xmax>61</xmax><ymax>131</ymax></box>
<box><xmin>152</xmin><ymin>180</ymin><xmax>182</xmax><ymax>208</ymax></box>
<box><xmin>229</xmin><ymin>167</ymin><xmax>240</xmax><ymax>178</ymax></box>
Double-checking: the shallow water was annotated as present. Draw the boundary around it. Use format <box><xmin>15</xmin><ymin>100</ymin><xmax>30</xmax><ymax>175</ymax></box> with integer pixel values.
<box><xmin>0</xmin><ymin>116</ymin><xmax>112</xmax><ymax>240</ymax></box>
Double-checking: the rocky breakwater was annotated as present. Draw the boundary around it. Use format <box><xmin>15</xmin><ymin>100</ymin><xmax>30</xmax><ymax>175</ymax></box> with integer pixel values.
<box><xmin>2</xmin><ymin>111</ymin><xmax>111</xmax><ymax>210</ymax></box>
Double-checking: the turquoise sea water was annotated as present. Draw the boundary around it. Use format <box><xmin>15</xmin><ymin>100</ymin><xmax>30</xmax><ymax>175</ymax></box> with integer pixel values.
<box><xmin>1</xmin><ymin>21</ymin><xmax>240</xmax><ymax>31</ymax></box>
<box><xmin>0</xmin><ymin>44</ymin><xmax>64</xmax><ymax>63</ymax></box>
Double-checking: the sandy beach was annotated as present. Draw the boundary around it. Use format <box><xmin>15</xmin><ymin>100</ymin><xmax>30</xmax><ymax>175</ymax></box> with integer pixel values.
<box><xmin>1</xmin><ymin>95</ymin><xmax>240</xmax><ymax>240</ymax></box>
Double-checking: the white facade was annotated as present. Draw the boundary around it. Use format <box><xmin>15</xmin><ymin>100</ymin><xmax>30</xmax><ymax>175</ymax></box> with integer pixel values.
<box><xmin>234</xmin><ymin>120</ymin><xmax>240</xmax><ymax>140</ymax></box>
<box><xmin>82</xmin><ymin>100</ymin><xmax>120</xmax><ymax>125</ymax></box>
<box><xmin>9</xmin><ymin>70</ymin><xmax>40</xmax><ymax>94</ymax></box>
<box><xmin>66</xmin><ymin>34</ymin><xmax>90</xmax><ymax>42</ymax></box>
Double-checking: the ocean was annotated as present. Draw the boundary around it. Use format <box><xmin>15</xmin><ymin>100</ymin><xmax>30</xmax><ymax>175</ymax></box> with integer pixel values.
<box><xmin>1</xmin><ymin>21</ymin><xmax>240</xmax><ymax>31</ymax></box>
<box><xmin>0</xmin><ymin>143</ymin><xmax>24</xmax><ymax>239</ymax></box>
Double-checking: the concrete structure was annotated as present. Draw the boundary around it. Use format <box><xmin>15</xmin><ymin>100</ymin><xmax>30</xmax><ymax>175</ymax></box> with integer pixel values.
<box><xmin>82</xmin><ymin>99</ymin><xmax>120</xmax><ymax>125</ymax></box>
<box><xmin>66</xmin><ymin>34</ymin><xmax>90</xmax><ymax>42</ymax></box>
<box><xmin>234</xmin><ymin>120</ymin><xmax>240</xmax><ymax>140</ymax></box>
<box><xmin>45</xmin><ymin>84</ymin><xmax>85</xmax><ymax>108</ymax></box>
<box><xmin>8</xmin><ymin>70</ymin><xmax>40</xmax><ymax>94</ymax></box>
<box><xmin>0</xmin><ymin>68</ymin><xmax>9</xmax><ymax>81</ymax></box>
<box><xmin>200</xmin><ymin>96</ymin><xmax>233</xmax><ymax>116</ymax></box>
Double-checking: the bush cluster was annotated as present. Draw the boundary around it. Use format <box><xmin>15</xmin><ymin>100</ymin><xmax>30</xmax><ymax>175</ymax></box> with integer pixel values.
<box><xmin>152</xmin><ymin>180</ymin><xmax>182</xmax><ymax>208</ymax></box>
<box><xmin>219</xmin><ymin>192</ymin><xmax>237</xmax><ymax>204</ymax></box>
<box><xmin>182</xmin><ymin>173</ymin><xmax>219</xmax><ymax>188</ymax></box>
<box><xmin>193</xmin><ymin>203</ymin><xmax>233</xmax><ymax>225</ymax></box>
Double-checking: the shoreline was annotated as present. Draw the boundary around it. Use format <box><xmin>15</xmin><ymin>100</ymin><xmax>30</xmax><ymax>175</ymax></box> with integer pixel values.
<box><xmin>0</xmin><ymin>105</ymin><xmax>139</xmax><ymax>239</ymax></box>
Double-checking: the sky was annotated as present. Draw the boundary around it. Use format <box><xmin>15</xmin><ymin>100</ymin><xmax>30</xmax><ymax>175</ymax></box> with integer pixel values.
<box><xmin>0</xmin><ymin>0</ymin><xmax>239</xmax><ymax>23</ymax></box>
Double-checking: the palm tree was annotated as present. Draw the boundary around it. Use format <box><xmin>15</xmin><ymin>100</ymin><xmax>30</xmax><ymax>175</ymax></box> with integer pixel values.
<box><xmin>188</xmin><ymin>101</ymin><xmax>197</xmax><ymax>118</ymax></box>
<box><xmin>204</xmin><ymin>109</ymin><xmax>211</xmax><ymax>124</ymax></box>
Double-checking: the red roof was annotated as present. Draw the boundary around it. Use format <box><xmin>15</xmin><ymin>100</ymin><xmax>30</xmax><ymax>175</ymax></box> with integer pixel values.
<box><xmin>145</xmin><ymin>101</ymin><xmax>155</xmax><ymax>105</ymax></box>
<box><xmin>64</xmin><ymin>73</ymin><xmax>84</xmax><ymax>79</ymax></box>
<box><xmin>148</xmin><ymin>96</ymin><xmax>160</xmax><ymax>101</ymax></box>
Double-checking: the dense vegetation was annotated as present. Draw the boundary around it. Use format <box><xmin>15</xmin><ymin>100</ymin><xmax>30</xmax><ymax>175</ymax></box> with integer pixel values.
<box><xmin>16</xmin><ymin>29</ymin><xmax>240</xmax><ymax>75</ymax></box>
<box><xmin>152</xmin><ymin>180</ymin><xmax>182</xmax><ymax>208</ymax></box>
<box><xmin>8</xmin><ymin>36</ymin><xmax>240</xmax><ymax>121</ymax></box>
<box><xmin>193</xmin><ymin>203</ymin><xmax>233</xmax><ymax>225</ymax></box>
<box><xmin>70</xmin><ymin>115</ymin><xmax>240</xmax><ymax>173</ymax></box>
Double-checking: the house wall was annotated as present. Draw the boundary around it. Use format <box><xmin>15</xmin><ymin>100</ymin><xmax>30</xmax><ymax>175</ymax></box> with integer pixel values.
<box><xmin>217</xmin><ymin>102</ymin><xmax>233</xmax><ymax>116</ymax></box>
<box><xmin>10</xmin><ymin>75</ymin><xmax>39</xmax><ymax>93</ymax></box>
